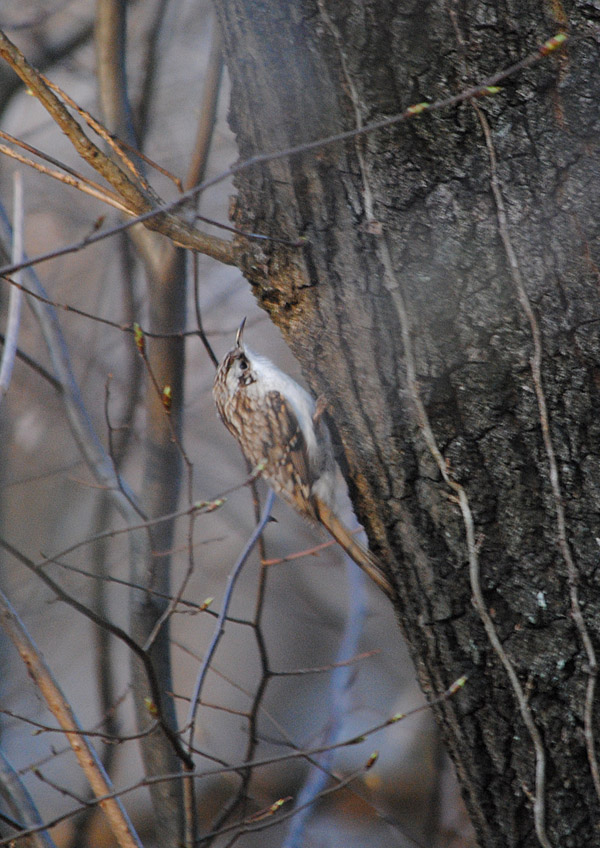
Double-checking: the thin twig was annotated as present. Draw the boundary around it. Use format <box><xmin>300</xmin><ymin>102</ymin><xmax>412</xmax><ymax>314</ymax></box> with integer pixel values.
<box><xmin>0</xmin><ymin>18</ymin><xmax>94</xmax><ymax>111</ymax></box>
<box><xmin>16</xmin><ymin>689</ymin><xmax>132</xmax><ymax>782</ymax></box>
<box><xmin>283</xmin><ymin>554</ymin><xmax>367</xmax><ymax>848</ymax></box>
<box><xmin>32</xmin><ymin>769</ymin><xmax>91</xmax><ymax>807</ymax></box>
<box><xmin>262</xmin><ymin>527</ymin><xmax>362</xmax><ymax>565</ymax></box>
<box><xmin>187</xmin><ymin>12</ymin><xmax>224</xmax><ymax>373</ymax></box>
<box><xmin>0</xmin><ymin>587</ymin><xmax>144</xmax><ymax>848</ymax></box>
<box><xmin>43</xmin><ymin>70</ymin><xmax>145</xmax><ymax>185</ymax></box>
<box><xmin>0</xmin><ymin>171</ymin><xmax>23</xmax><ymax>399</ymax></box>
<box><xmin>134</xmin><ymin>330</ymin><xmax>195</xmax><ymax>505</ymax></box>
<box><xmin>271</xmin><ymin>650</ymin><xmax>379</xmax><ymax>676</ymax></box>
<box><xmin>193</xmin><ymin>211</ymin><xmax>305</xmax><ymax>246</ymax></box>
<box><xmin>16</xmin><ymin>689</ymin><xmax>132</xmax><ymax>777</ymax></box>
<box><xmin>186</xmin><ymin>490</ymin><xmax>276</xmax><ymax>750</ymax></box>
<box><xmin>103</xmin><ymin>375</ymin><xmax>144</xmax><ymax>518</ymax></box>
<box><xmin>0</xmin><ymin>537</ymin><xmax>193</xmax><ymax>770</ymax></box>
<box><xmin>40</xmin><ymin>556</ymin><xmax>227</xmax><ymax>619</ymax></box>
<box><xmin>0</xmin><ymin>30</ymin><xmax>142</xmax><ymax>195</ymax></box>
<box><xmin>0</xmin><ymin>675</ymin><xmax>466</xmax><ymax>848</ymax></box>
<box><xmin>192</xmin><ymin>251</ymin><xmax>219</xmax><ymax>367</ymax></box>
<box><xmin>32</xmin><ymin>464</ymin><xmax>263</xmax><ymax>602</ymax></box>
<box><xmin>186</xmin><ymin>490</ymin><xmax>275</xmax><ymax>846</ymax></box>
<box><xmin>0</xmin><ymin>269</ymin><xmax>211</xmax><ymax>339</ymax></box>
<box><xmin>134</xmin><ymin>0</ymin><xmax>172</xmax><ymax>143</ymax></box>
<box><xmin>0</xmin><ymin>331</ymin><xmax>62</xmax><ymax>391</ymax></box>
<box><xmin>214</xmin><ymin>472</ymin><xmax>273</xmax><ymax>832</ymax></box>
<box><xmin>0</xmin><ymin>199</ymin><xmax>141</xmax><ymax>517</ymax></box>
<box><xmin>0</xmin><ymin>130</ymin><xmax>135</xmax><ymax>212</ymax></box>
<box><xmin>0</xmin><ymin>749</ymin><xmax>56</xmax><ymax>848</ymax></box>
<box><xmin>0</xmin><ymin>27</ymin><xmax>236</xmax><ymax>264</ymax></box>
<box><xmin>1</xmin><ymin>707</ymin><xmax>158</xmax><ymax>743</ymax></box>
<box><xmin>202</xmin><ymin>757</ymin><xmax>375</xmax><ymax>845</ymax></box>
<box><xmin>0</xmin><ymin>30</ymin><xmax>568</xmax><ymax>280</ymax></box>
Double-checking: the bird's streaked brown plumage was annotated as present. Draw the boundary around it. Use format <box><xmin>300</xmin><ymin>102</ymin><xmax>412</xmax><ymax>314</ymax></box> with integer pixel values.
<box><xmin>213</xmin><ymin>320</ymin><xmax>394</xmax><ymax>599</ymax></box>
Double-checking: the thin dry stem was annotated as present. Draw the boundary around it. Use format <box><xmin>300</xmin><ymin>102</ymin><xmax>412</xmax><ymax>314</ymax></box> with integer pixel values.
<box><xmin>0</xmin><ymin>537</ymin><xmax>193</xmax><ymax>770</ymax></box>
<box><xmin>0</xmin><ymin>27</ymin><xmax>236</xmax><ymax>264</ymax></box>
<box><xmin>41</xmin><ymin>72</ymin><xmax>148</xmax><ymax>186</ymax></box>
<box><xmin>0</xmin><ymin>128</ymin><xmax>135</xmax><ymax>212</ymax></box>
<box><xmin>0</xmin><ymin>143</ymin><xmax>134</xmax><ymax>212</ymax></box>
<box><xmin>0</xmin><ymin>29</ymin><xmax>567</xmax><ymax>280</ymax></box>
<box><xmin>0</xmin><ymin>589</ymin><xmax>143</xmax><ymax>848</ymax></box>
<box><xmin>0</xmin><ymin>675</ymin><xmax>465</xmax><ymax>848</ymax></box>
<box><xmin>0</xmin><ymin>171</ymin><xmax>23</xmax><ymax>399</ymax></box>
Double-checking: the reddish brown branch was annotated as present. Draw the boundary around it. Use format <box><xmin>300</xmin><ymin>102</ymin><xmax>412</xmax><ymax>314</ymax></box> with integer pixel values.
<box><xmin>0</xmin><ymin>589</ymin><xmax>144</xmax><ymax>848</ymax></box>
<box><xmin>0</xmin><ymin>28</ymin><xmax>236</xmax><ymax>265</ymax></box>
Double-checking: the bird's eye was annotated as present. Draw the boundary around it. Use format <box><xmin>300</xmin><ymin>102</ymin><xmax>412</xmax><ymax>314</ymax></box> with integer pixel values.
<box><xmin>239</xmin><ymin>356</ymin><xmax>248</xmax><ymax>371</ymax></box>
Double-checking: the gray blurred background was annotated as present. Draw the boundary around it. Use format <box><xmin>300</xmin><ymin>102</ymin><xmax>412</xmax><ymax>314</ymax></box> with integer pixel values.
<box><xmin>0</xmin><ymin>2</ymin><xmax>472</xmax><ymax>845</ymax></box>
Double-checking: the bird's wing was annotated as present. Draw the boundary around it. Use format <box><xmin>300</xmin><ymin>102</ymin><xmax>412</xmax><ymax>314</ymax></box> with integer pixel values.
<box><xmin>262</xmin><ymin>390</ymin><xmax>317</xmax><ymax>519</ymax></box>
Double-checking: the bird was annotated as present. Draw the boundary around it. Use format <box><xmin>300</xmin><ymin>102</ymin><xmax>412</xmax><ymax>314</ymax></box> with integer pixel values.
<box><xmin>212</xmin><ymin>318</ymin><xmax>394</xmax><ymax>599</ymax></box>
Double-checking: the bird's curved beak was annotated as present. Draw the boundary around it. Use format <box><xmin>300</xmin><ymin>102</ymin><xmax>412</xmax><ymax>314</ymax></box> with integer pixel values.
<box><xmin>235</xmin><ymin>317</ymin><xmax>246</xmax><ymax>348</ymax></box>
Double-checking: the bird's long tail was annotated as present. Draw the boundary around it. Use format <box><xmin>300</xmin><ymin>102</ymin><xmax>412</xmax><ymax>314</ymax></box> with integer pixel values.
<box><xmin>315</xmin><ymin>500</ymin><xmax>394</xmax><ymax>599</ymax></box>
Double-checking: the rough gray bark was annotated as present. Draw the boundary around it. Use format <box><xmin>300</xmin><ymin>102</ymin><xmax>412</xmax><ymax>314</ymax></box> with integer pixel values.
<box><xmin>214</xmin><ymin>1</ymin><xmax>600</xmax><ymax>846</ymax></box>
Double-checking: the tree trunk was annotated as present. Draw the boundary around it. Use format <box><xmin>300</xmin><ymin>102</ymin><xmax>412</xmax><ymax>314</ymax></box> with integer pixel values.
<box><xmin>214</xmin><ymin>1</ymin><xmax>600</xmax><ymax>845</ymax></box>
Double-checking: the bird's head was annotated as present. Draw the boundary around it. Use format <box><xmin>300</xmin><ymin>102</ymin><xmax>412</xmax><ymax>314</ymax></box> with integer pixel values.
<box><xmin>214</xmin><ymin>317</ymin><xmax>256</xmax><ymax>396</ymax></box>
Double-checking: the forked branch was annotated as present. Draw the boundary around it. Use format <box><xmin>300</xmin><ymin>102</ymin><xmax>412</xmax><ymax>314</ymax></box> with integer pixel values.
<box><xmin>0</xmin><ymin>28</ymin><xmax>236</xmax><ymax>265</ymax></box>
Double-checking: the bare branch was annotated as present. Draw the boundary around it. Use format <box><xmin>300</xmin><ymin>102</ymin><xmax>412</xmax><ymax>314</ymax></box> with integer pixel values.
<box><xmin>0</xmin><ymin>129</ymin><xmax>135</xmax><ymax>211</ymax></box>
<box><xmin>1</xmin><ymin>706</ymin><xmax>157</xmax><ymax>744</ymax></box>
<box><xmin>0</xmin><ymin>171</ymin><xmax>23</xmax><ymax>399</ymax></box>
<box><xmin>186</xmin><ymin>489</ymin><xmax>276</xmax><ymax>751</ymax></box>
<box><xmin>0</xmin><ymin>537</ymin><xmax>193</xmax><ymax>771</ymax></box>
<box><xmin>134</xmin><ymin>0</ymin><xmax>171</xmax><ymax>143</ymax></box>
<box><xmin>0</xmin><ymin>674</ymin><xmax>466</xmax><ymax>848</ymax></box>
<box><xmin>0</xmin><ymin>331</ymin><xmax>62</xmax><ymax>391</ymax></box>
<box><xmin>0</xmin><ymin>18</ymin><xmax>94</xmax><ymax>118</ymax></box>
<box><xmin>283</xmin><ymin>559</ymin><xmax>367</xmax><ymax>847</ymax></box>
<box><xmin>0</xmin><ymin>30</ymin><xmax>144</xmax><ymax>198</ymax></box>
<box><xmin>0</xmin><ymin>587</ymin><xmax>144</xmax><ymax>848</ymax></box>
<box><xmin>0</xmin><ymin>30</ymin><xmax>567</xmax><ymax>280</ymax></box>
<box><xmin>0</xmin><ymin>748</ymin><xmax>56</xmax><ymax>848</ymax></box>
<box><xmin>0</xmin><ymin>200</ymin><xmax>141</xmax><ymax>516</ymax></box>
<box><xmin>0</xmin><ymin>27</ymin><xmax>236</xmax><ymax>264</ymax></box>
